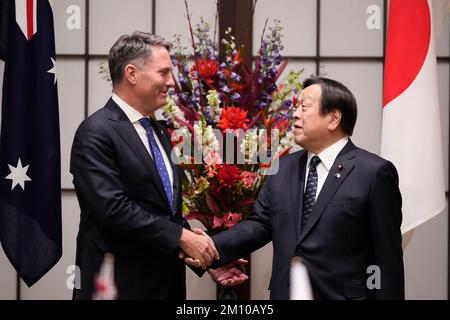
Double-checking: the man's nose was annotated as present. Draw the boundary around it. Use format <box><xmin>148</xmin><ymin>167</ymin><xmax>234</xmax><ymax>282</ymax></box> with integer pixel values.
<box><xmin>167</xmin><ymin>74</ymin><xmax>175</xmax><ymax>87</ymax></box>
<box><xmin>293</xmin><ymin>107</ymin><xmax>302</xmax><ymax>119</ymax></box>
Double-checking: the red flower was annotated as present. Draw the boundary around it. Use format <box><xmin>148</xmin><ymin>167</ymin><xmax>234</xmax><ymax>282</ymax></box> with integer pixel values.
<box><xmin>233</xmin><ymin>51</ymin><xmax>242</xmax><ymax>65</ymax></box>
<box><xmin>223</xmin><ymin>212</ymin><xmax>242</xmax><ymax>228</ymax></box>
<box><xmin>218</xmin><ymin>107</ymin><xmax>249</xmax><ymax>131</ymax></box>
<box><xmin>216</xmin><ymin>164</ymin><xmax>240</xmax><ymax>189</ymax></box>
<box><xmin>190</xmin><ymin>59</ymin><xmax>219</xmax><ymax>84</ymax></box>
<box><xmin>273</xmin><ymin>117</ymin><xmax>290</xmax><ymax>135</ymax></box>
<box><xmin>240</xmin><ymin>171</ymin><xmax>257</xmax><ymax>189</ymax></box>
<box><xmin>293</xmin><ymin>95</ymin><xmax>299</xmax><ymax>108</ymax></box>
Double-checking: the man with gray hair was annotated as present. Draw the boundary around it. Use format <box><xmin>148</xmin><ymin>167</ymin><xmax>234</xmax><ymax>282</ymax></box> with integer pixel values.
<box><xmin>70</xmin><ymin>32</ymin><xmax>219</xmax><ymax>299</ymax></box>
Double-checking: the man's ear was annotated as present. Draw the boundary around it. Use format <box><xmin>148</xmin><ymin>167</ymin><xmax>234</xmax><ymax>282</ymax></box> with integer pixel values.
<box><xmin>328</xmin><ymin>108</ymin><xmax>342</xmax><ymax>131</ymax></box>
<box><xmin>123</xmin><ymin>63</ymin><xmax>138</xmax><ymax>85</ymax></box>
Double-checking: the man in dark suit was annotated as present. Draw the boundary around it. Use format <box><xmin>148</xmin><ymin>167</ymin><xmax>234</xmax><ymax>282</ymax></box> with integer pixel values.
<box><xmin>203</xmin><ymin>77</ymin><xmax>404</xmax><ymax>299</ymax></box>
<box><xmin>70</xmin><ymin>32</ymin><xmax>218</xmax><ymax>300</ymax></box>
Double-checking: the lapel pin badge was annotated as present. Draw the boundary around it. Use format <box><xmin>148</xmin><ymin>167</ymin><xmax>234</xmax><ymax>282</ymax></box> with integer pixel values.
<box><xmin>334</xmin><ymin>164</ymin><xmax>343</xmax><ymax>179</ymax></box>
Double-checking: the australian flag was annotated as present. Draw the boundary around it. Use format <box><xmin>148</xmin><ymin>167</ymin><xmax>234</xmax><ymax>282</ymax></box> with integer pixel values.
<box><xmin>0</xmin><ymin>0</ymin><xmax>62</xmax><ymax>287</ymax></box>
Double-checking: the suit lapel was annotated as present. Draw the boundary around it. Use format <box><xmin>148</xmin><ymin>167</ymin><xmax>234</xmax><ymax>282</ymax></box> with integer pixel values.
<box><xmin>292</xmin><ymin>151</ymin><xmax>307</xmax><ymax>242</ymax></box>
<box><xmin>298</xmin><ymin>141</ymin><xmax>357</xmax><ymax>243</ymax></box>
<box><xmin>105</xmin><ymin>99</ymin><xmax>172</xmax><ymax>210</ymax></box>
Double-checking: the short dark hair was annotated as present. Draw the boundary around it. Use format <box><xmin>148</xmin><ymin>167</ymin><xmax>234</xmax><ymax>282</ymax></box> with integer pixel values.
<box><xmin>302</xmin><ymin>77</ymin><xmax>357</xmax><ymax>136</ymax></box>
<box><xmin>108</xmin><ymin>31</ymin><xmax>172</xmax><ymax>86</ymax></box>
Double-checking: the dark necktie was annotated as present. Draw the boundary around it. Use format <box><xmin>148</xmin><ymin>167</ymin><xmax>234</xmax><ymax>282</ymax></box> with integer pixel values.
<box><xmin>302</xmin><ymin>155</ymin><xmax>320</xmax><ymax>230</ymax></box>
<box><xmin>139</xmin><ymin>118</ymin><xmax>173</xmax><ymax>210</ymax></box>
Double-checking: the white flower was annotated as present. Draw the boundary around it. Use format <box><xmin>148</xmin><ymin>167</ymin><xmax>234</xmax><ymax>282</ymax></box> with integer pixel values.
<box><xmin>204</xmin><ymin>150</ymin><xmax>222</xmax><ymax>166</ymax></box>
<box><xmin>172</xmin><ymin>127</ymin><xmax>191</xmax><ymax>163</ymax></box>
<box><xmin>206</xmin><ymin>90</ymin><xmax>221</xmax><ymax>122</ymax></box>
<box><xmin>277</xmin><ymin>129</ymin><xmax>295</xmax><ymax>154</ymax></box>
<box><xmin>194</xmin><ymin>123</ymin><xmax>220</xmax><ymax>160</ymax></box>
<box><xmin>268</xmin><ymin>100</ymin><xmax>282</xmax><ymax>113</ymax></box>
<box><xmin>240</xmin><ymin>129</ymin><xmax>259</xmax><ymax>164</ymax></box>
<box><xmin>163</xmin><ymin>95</ymin><xmax>186</xmax><ymax>128</ymax></box>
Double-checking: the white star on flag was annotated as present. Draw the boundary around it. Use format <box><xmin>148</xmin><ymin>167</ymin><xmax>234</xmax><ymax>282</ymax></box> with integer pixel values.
<box><xmin>5</xmin><ymin>158</ymin><xmax>32</xmax><ymax>191</ymax></box>
<box><xmin>47</xmin><ymin>57</ymin><xmax>57</xmax><ymax>84</ymax></box>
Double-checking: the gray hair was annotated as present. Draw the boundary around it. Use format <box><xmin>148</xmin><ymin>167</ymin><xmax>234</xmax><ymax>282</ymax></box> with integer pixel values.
<box><xmin>108</xmin><ymin>31</ymin><xmax>172</xmax><ymax>86</ymax></box>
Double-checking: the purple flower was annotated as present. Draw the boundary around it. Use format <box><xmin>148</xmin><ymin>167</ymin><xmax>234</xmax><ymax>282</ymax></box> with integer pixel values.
<box><xmin>231</xmin><ymin>72</ymin><xmax>241</xmax><ymax>82</ymax></box>
<box><xmin>221</xmin><ymin>85</ymin><xmax>231</xmax><ymax>94</ymax></box>
<box><xmin>230</xmin><ymin>92</ymin><xmax>241</xmax><ymax>102</ymax></box>
<box><xmin>179</xmin><ymin>92</ymin><xmax>189</xmax><ymax>101</ymax></box>
<box><xmin>262</xmin><ymin>57</ymin><xmax>271</xmax><ymax>66</ymax></box>
<box><xmin>267</xmin><ymin>84</ymin><xmax>277</xmax><ymax>94</ymax></box>
<box><xmin>282</xmin><ymin>100</ymin><xmax>292</xmax><ymax>109</ymax></box>
<box><xmin>180</xmin><ymin>74</ymin><xmax>188</xmax><ymax>82</ymax></box>
<box><xmin>217</xmin><ymin>71</ymin><xmax>226</xmax><ymax>80</ymax></box>
<box><xmin>257</xmin><ymin>101</ymin><xmax>267</xmax><ymax>109</ymax></box>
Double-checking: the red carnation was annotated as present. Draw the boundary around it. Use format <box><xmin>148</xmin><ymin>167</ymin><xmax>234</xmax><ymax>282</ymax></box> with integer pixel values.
<box><xmin>190</xmin><ymin>59</ymin><xmax>219</xmax><ymax>84</ymax></box>
<box><xmin>218</xmin><ymin>107</ymin><xmax>249</xmax><ymax>131</ymax></box>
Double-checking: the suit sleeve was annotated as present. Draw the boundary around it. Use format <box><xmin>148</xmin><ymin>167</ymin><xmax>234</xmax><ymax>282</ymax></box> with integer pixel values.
<box><xmin>210</xmin><ymin>175</ymin><xmax>273</xmax><ymax>268</ymax></box>
<box><xmin>368</xmin><ymin>160</ymin><xmax>405</xmax><ymax>299</ymax></box>
<box><xmin>70</xmin><ymin>122</ymin><xmax>183</xmax><ymax>258</ymax></box>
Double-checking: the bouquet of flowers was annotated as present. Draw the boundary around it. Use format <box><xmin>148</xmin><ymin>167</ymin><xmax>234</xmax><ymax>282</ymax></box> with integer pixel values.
<box><xmin>163</xmin><ymin>14</ymin><xmax>302</xmax><ymax>232</ymax></box>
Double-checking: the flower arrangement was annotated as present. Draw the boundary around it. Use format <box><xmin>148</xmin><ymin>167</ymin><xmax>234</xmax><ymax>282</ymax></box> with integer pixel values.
<box><xmin>163</xmin><ymin>11</ymin><xmax>303</xmax><ymax>232</ymax></box>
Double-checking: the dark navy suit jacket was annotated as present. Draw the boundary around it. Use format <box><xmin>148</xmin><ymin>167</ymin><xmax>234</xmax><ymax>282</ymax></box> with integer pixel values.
<box><xmin>70</xmin><ymin>98</ymin><xmax>187</xmax><ymax>299</ymax></box>
<box><xmin>212</xmin><ymin>140</ymin><xmax>404</xmax><ymax>299</ymax></box>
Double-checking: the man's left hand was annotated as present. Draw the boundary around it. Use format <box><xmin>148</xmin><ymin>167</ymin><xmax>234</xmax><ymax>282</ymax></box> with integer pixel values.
<box><xmin>207</xmin><ymin>259</ymin><xmax>249</xmax><ymax>286</ymax></box>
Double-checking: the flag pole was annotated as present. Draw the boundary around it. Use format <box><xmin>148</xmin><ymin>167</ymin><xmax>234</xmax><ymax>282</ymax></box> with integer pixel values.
<box><xmin>16</xmin><ymin>273</ymin><xmax>21</xmax><ymax>300</ymax></box>
<box><xmin>445</xmin><ymin>49</ymin><xmax>450</xmax><ymax>299</ymax></box>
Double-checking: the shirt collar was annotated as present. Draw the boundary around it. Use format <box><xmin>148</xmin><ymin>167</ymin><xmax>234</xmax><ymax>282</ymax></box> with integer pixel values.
<box><xmin>112</xmin><ymin>93</ymin><xmax>146</xmax><ymax>124</ymax></box>
<box><xmin>307</xmin><ymin>136</ymin><xmax>349</xmax><ymax>170</ymax></box>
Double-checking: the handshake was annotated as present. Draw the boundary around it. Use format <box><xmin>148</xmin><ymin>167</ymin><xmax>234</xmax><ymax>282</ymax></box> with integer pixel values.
<box><xmin>178</xmin><ymin>228</ymin><xmax>248</xmax><ymax>286</ymax></box>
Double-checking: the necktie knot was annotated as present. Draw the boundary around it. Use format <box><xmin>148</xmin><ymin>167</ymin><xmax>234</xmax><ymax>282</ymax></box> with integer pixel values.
<box><xmin>309</xmin><ymin>155</ymin><xmax>320</xmax><ymax>169</ymax></box>
<box><xmin>139</xmin><ymin>117</ymin><xmax>153</xmax><ymax>131</ymax></box>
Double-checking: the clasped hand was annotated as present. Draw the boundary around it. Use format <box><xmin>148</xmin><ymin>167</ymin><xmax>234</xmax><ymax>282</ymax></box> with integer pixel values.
<box><xmin>179</xmin><ymin>228</ymin><xmax>219</xmax><ymax>269</ymax></box>
<box><xmin>179</xmin><ymin>228</ymin><xmax>249</xmax><ymax>286</ymax></box>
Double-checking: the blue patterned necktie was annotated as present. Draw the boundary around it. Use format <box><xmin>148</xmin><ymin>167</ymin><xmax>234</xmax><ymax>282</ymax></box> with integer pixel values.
<box><xmin>139</xmin><ymin>118</ymin><xmax>173</xmax><ymax>210</ymax></box>
<box><xmin>302</xmin><ymin>155</ymin><xmax>320</xmax><ymax>230</ymax></box>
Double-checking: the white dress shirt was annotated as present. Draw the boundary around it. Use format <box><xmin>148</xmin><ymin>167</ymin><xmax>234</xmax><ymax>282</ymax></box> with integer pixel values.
<box><xmin>304</xmin><ymin>136</ymin><xmax>349</xmax><ymax>200</ymax></box>
<box><xmin>112</xmin><ymin>94</ymin><xmax>173</xmax><ymax>190</ymax></box>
